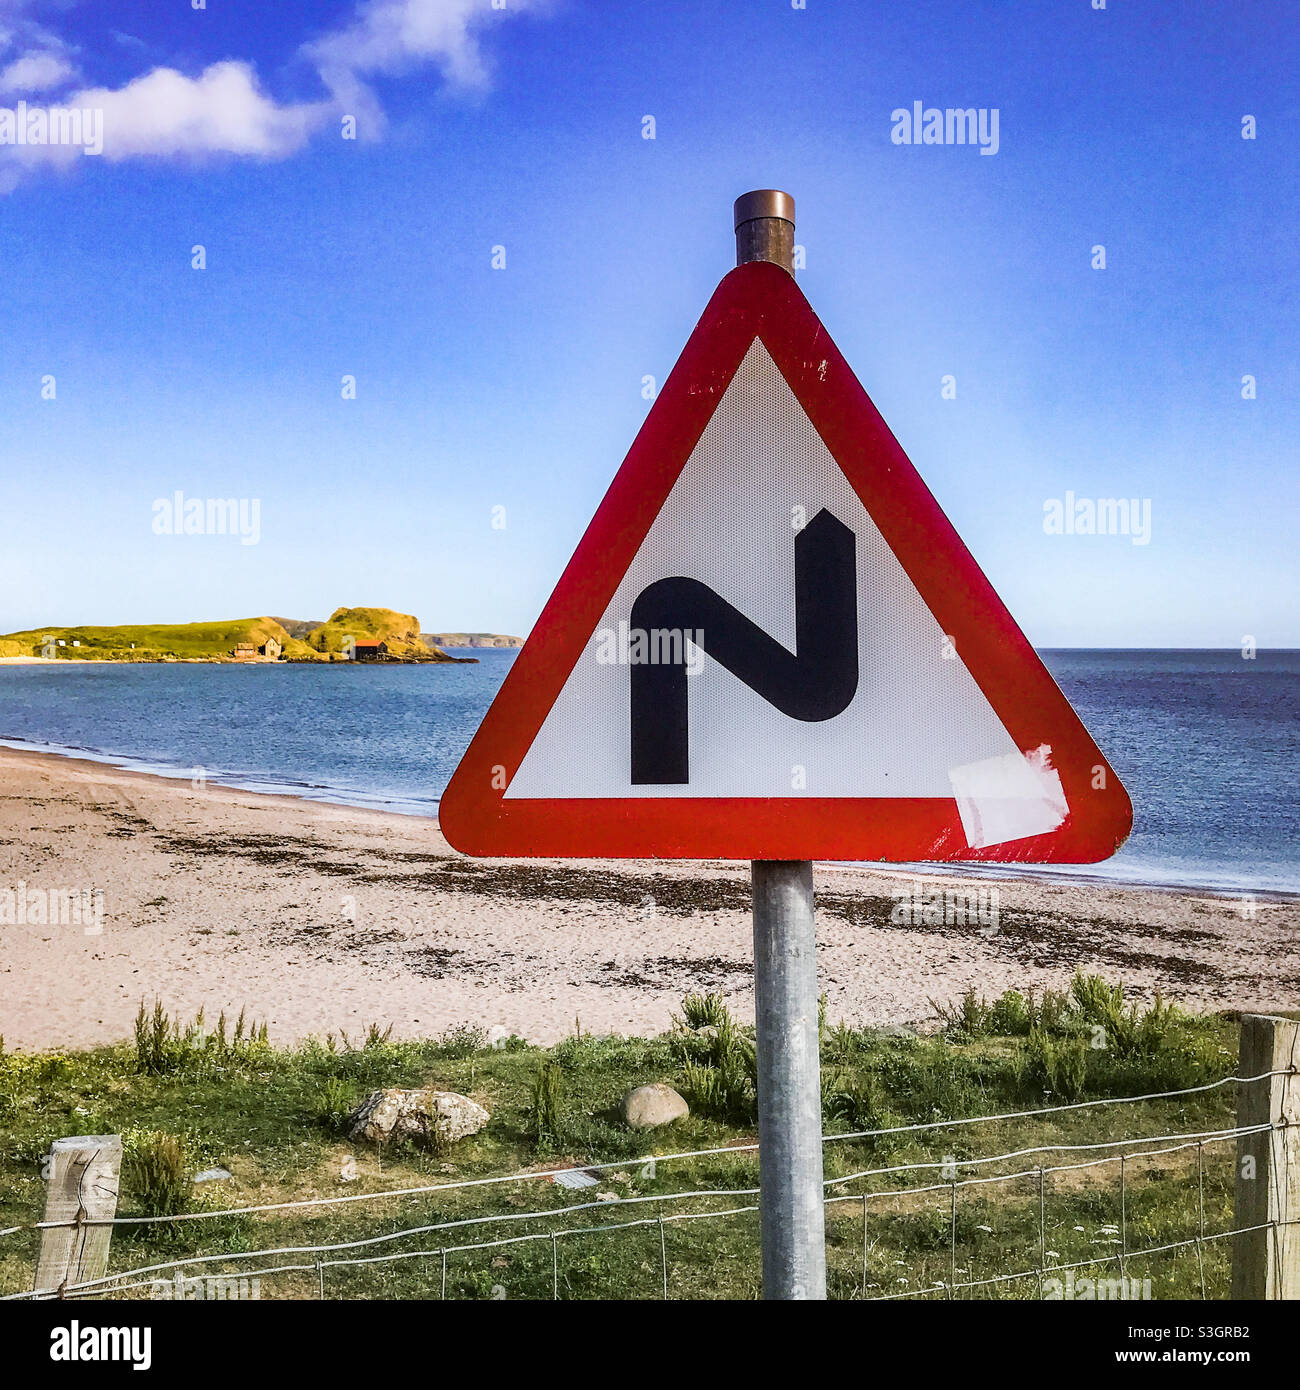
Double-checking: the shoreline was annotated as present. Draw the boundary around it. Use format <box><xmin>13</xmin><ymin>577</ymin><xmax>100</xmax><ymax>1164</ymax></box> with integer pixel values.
<box><xmin>2</xmin><ymin>743</ymin><xmax>1299</xmax><ymax>1051</ymax></box>
<box><xmin>0</xmin><ymin>735</ymin><xmax>1294</xmax><ymax>902</ymax></box>
<box><xmin>0</xmin><ymin>737</ymin><xmax>441</xmax><ymax>819</ymax></box>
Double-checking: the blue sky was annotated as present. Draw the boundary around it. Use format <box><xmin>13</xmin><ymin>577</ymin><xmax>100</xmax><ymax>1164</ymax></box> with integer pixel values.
<box><xmin>0</xmin><ymin>0</ymin><xmax>1295</xmax><ymax>646</ymax></box>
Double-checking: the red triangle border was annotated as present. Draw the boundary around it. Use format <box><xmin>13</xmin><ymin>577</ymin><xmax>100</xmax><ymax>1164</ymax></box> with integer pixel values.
<box><xmin>440</xmin><ymin>261</ymin><xmax>1132</xmax><ymax>863</ymax></box>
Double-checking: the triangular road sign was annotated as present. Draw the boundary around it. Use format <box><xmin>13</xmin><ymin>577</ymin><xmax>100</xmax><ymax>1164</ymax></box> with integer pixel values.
<box><xmin>441</xmin><ymin>260</ymin><xmax>1132</xmax><ymax>863</ymax></box>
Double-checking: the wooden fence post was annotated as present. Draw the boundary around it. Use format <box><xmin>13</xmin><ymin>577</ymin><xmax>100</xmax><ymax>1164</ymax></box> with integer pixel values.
<box><xmin>1232</xmin><ymin>1015</ymin><xmax>1300</xmax><ymax>1299</ymax></box>
<box><xmin>33</xmin><ymin>1134</ymin><xmax>122</xmax><ymax>1298</ymax></box>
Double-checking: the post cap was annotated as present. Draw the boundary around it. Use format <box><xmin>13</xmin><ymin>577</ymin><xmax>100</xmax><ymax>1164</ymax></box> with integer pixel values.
<box><xmin>733</xmin><ymin>189</ymin><xmax>795</xmax><ymax>230</ymax></box>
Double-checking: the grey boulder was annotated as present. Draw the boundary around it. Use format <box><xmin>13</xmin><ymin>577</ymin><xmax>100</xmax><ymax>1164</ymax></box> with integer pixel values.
<box><xmin>348</xmin><ymin>1088</ymin><xmax>489</xmax><ymax>1147</ymax></box>
<box><xmin>623</xmin><ymin>1083</ymin><xmax>689</xmax><ymax>1130</ymax></box>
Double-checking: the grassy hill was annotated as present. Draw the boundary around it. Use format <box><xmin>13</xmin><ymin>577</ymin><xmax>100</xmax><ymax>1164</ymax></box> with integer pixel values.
<box><xmin>307</xmin><ymin>607</ymin><xmax>452</xmax><ymax>660</ymax></box>
<box><xmin>269</xmin><ymin>617</ymin><xmax>325</xmax><ymax>640</ymax></box>
<box><xmin>0</xmin><ymin>618</ymin><xmax>318</xmax><ymax>662</ymax></box>
<box><xmin>1</xmin><ymin>608</ymin><xmax>481</xmax><ymax>662</ymax></box>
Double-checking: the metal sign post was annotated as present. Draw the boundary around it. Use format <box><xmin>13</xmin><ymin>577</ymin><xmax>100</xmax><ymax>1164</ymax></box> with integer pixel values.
<box><xmin>736</xmin><ymin>190</ymin><xmax>827</xmax><ymax>1301</ymax></box>
<box><xmin>751</xmin><ymin>858</ymin><xmax>826</xmax><ymax>1299</ymax></box>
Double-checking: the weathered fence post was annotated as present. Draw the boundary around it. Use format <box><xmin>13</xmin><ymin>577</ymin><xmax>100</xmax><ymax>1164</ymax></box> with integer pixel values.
<box><xmin>33</xmin><ymin>1134</ymin><xmax>122</xmax><ymax>1298</ymax></box>
<box><xmin>1232</xmin><ymin>1015</ymin><xmax>1300</xmax><ymax>1299</ymax></box>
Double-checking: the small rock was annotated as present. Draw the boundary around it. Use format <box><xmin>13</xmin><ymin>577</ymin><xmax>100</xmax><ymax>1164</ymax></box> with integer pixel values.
<box><xmin>623</xmin><ymin>1083</ymin><xmax>689</xmax><ymax>1130</ymax></box>
<box><xmin>347</xmin><ymin>1088</ymin><xmax>489</xmax><ymax>1147</ymax></box>
<box><xmin>876</xmin><ymin>1024</ymin><xmax>918</xmax><ymax>1040</ymax></box>
<box><xmin>194</xmin><ymin>1167</ymin><xmax>232</xmax><ymax>1184</ymax></box>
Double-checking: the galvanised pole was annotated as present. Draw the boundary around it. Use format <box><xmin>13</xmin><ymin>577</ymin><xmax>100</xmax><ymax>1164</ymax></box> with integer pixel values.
<box><xmin>735</xmin><ymin>189</ymin><xmax>827</xmax><ymax>1301</ymax></box>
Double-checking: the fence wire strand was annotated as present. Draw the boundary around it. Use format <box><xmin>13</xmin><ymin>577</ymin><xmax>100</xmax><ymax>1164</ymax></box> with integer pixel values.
<box><xmin>9</xmin><ymin>1118</ymin><xmax>1272</xmax><ymax>1302</ymax></box>
<box><xmin>16</xmin><ymin>1069</ymin><xmax>1288</xmax><ymax>1236</ymax></box>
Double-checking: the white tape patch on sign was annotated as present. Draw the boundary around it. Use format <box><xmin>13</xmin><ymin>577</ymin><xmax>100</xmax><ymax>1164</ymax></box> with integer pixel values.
<box><xmin>505</xmin><ymin>338</ymin><xmax>1051</xmax><ymax>831</ymax></box>
<box><xmin>947</xmin><ymin>745</ymin><xmax>1069</xmax><ymax>850</ymax></box>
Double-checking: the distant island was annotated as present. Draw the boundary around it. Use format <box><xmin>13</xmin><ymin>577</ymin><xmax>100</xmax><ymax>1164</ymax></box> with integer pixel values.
<box><xmin>0</xmin><ymin>607</ymin><xmax>522</xmax><ymax>665</ymax></box>
<box><xmin>424</xmin><ymin>632</ymin><xmax>523</xmax><ymax>649</ymax></box>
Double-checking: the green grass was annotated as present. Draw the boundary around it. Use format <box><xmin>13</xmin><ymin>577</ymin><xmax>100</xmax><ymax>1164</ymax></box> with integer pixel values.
<box><xmin>0</xmin><ymin>617</ymin><xmax>317</xmax><ymax>662</ymax></box>
<box><xmin>132</xmin><ymin>1000</ymin><xmax>271</xmax><ymax>1076</ymax></box>
<box><xmin>0</xmin><ymin>607</ymin><xmax>481</xmax><ymax>663</ymax></box>
<box><xmin>0</xmin><ymin>978</ymin><xmax>1243</xmax><ymax>1301</ymax></box>
<box><xmin>122</xmin><ymin>1130</ymin><xmax>192</xmax><ymax>1219</ymax></box>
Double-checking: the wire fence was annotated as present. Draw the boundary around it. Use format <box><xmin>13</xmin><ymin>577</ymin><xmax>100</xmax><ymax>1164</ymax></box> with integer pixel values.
<box><xmin>5</xmin><ymin>1067</ymin><xmax>1289</xmax><ymax>1302</ymax></box>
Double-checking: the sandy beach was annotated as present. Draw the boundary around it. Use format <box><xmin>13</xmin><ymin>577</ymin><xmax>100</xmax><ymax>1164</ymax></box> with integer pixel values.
<box><xmin>0</xmin><ymin>744</ymin><xmax>1296</xmax><ymax>1051</ymax></box>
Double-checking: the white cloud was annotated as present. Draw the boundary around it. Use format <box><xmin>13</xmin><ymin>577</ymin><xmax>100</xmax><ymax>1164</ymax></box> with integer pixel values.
<box><xmin>305</xmin><ymin>0</ymin><xmax>544</xmax><ymax>136</ymax></box>
<box><xmin>310</xmin><ymin>0</ymin><xmax>536</xmax><ymax>96</ymax></box>
<box><xmin>0</xmin><ymin>0</ymin><xmax>540</xmax><ymax>184</ymax></box>
<box><xmin>0</xmin><ymin>0</ymin><xmax>80</xmax><ymax>98</ymax></box>
<box><xmin>0</xmin><ymin>49</ymin><xmax>76</xmax><ymax>95</ymax></box>
<box><xmin>81</xmin><ymin>61</ymin><xmax>329</xmax><ymax>161</ymax></box>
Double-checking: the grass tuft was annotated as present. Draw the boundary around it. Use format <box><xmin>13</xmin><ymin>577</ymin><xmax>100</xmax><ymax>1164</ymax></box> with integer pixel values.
<box><xmin>674</xmin><ymin>992</ymin><xmax>732</xmax><ymax>1031</ymax></box>
<box><xmin>132</xmin><ymin>1000</ymin><xmax>270</xmax><ymax>1076</ymax></box>
<box><xmin>529</xmin><ymin>1060</ymin><xmax>565</xmax><ymax>1153</ymax></box>
<box><xmin>123</xmin><ymin>1129</ymin><xmax>191</xmax><ymax>1219</ymax></box>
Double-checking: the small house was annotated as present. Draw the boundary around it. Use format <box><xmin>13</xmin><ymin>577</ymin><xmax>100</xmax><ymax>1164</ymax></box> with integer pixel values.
<box><xmin>232</xmin><ymin>642</ymin><xmax>256</xmax><ymax>660</ymax></box>
<box><xmin>352</xmin><ymin>640</ymin><xmax>387</xmax><ymax>662</ymax></box>
<box><xmin>258</xmin><ymin>637</ymin><xmax>282</xmax><ymax>659</ymax></box>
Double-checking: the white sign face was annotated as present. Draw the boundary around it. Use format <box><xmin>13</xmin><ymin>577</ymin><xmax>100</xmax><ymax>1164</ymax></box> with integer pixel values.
<box><xmin>505</xmin><ymin>341</ymin><xmax>1064</xmax><ymax>844</ymax></box>
<box><xmin>441</xmin><ymin>260</ymin><xmax>1129</xmax><ymax>863</ymax></box>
